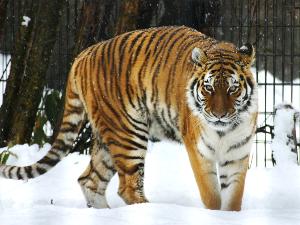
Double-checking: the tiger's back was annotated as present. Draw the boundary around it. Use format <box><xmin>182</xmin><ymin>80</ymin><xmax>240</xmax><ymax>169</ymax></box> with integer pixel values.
<box><xmin>73</xmin><ymin>26</ymin><xmax>215</xmax><ymax>141</ymax></box>
<box><xmin>0</xmin><ymin>26</ymin><xmax>257</xmax><ymax>211</ymax></box>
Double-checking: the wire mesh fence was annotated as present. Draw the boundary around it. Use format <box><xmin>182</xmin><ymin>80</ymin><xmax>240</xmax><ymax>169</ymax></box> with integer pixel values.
<box><xmin>0</xmin><ymin>0</ymin><xmax>299</xmax><ymax>167</ymax></box>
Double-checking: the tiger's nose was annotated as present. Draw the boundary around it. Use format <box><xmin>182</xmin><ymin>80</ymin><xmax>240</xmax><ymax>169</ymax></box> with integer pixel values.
<box><xmin>212</xmin><ymin>111</ymin><xmax>227</xmax><ymax>119</ymax></box>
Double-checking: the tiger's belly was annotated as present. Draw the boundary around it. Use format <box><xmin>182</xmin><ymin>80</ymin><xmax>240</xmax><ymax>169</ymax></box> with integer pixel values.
<box><xmin>148</xmin><ymin>116</ymin><xmax>182</xmax><ymax>143</ymax></box>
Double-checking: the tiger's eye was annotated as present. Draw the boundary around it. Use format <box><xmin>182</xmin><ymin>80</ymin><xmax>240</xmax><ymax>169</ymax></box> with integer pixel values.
<box><xmin>229</xmin><ymin>86</ymin><xmax>237</xmax><ymax>92</ymax></box>
<box><xmin>204</xmin><ymin>85</ymin><xmax>213</xmax><ymax>92</ymax></box>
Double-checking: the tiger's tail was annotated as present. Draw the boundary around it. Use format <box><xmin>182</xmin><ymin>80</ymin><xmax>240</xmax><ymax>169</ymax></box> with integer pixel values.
<box><xmin>0</xmin><ymin>70</ymin><xmax>85</xmax><ymax>180</ymax></box>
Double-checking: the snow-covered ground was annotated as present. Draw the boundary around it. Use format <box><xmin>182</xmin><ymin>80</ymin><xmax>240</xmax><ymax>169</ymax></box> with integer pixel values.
<box><xmin>0</xmin><ymin>141</ymin><xmax>300</xmax><ymax>225</ymax></box>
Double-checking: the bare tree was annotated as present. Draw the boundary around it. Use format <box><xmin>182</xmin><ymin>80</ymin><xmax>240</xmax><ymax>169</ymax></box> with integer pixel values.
<box><xmin>0</xmin><ymin>0</ymin><xmax>65</xmax><ymax>147</ymax></box>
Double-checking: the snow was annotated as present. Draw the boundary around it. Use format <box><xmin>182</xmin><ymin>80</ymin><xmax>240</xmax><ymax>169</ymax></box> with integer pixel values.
<box><xmin>21</xmin><ymin>16</ymin><xmax>31</xmax><ymax>27</ymax></box>
<box><xmin>271</xmin><ymin>104</ymin><xmax>300</xmax><ymax>166</ymax></box>
<box><xmin>0</xmin><ymin>141</ymin><xmax>300</xmax><ymax>225</ymax></box>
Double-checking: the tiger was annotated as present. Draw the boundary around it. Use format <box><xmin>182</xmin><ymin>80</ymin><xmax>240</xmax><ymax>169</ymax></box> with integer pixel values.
<box><xmin>0</xmin><ymin>26</ymin><xmax>257</xmax><ymax>211</ymax></box>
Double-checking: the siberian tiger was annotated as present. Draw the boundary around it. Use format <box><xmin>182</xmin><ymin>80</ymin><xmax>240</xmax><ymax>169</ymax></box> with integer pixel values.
<box><xmin>0</xmin><ymin>26</ymin><xmax>257</xmax><ymax>211</ymax></box>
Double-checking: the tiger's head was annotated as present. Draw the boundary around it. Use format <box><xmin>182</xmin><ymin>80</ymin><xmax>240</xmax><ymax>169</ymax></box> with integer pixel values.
<box><xmin>187</xmin><ymin>42</ymin><xmax>257</xmax><ymax>131</ymax></box>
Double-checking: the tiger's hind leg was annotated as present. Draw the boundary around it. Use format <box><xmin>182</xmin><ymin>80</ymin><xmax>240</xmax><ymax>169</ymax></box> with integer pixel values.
<box><xmin>105</xmin><ymin>131</ymin><xmax>149</xmax><ymax>205</ymax></box>
<box><xmin>78</xmin><ymin>137</ymin><xmax>116</xmax><ymax>208</ymax></box>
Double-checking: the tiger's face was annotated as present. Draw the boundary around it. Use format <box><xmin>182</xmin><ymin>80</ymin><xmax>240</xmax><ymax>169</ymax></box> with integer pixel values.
<box><xmin>187</xmin><ymin>43</ymin><xmax>256</xmax><ymax>131</ymax></box>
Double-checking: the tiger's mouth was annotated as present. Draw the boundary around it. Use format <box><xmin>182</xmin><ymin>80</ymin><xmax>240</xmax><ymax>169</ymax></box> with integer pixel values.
<box><xmin>203</xmin><ymin>114</ymin><xmax>237</xmax><ymax>130</ymax></box>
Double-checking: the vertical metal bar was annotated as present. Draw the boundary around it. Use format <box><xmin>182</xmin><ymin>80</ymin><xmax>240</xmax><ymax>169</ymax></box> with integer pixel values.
<box><xmin>239</xmin><ymin>0</ymin><xmax>243</xmax><ymax>45</ymax></box>
<box><xmin>66</xmin><ymin>0</ymin><xmax>70</xmax><ymax>89</ymax></box>
<box><xmin>12</xmin><ymin>0</ymin><xmax>15</xmax><ymax>50</ymax></box>
<box><xmin>272</xmin><ymin>0</ymin><xmax>277</xmax><ymax>168</ymax></box>
<box><xmin>230</xmin><ymin>0</ymin><xmax>235</xmax><ymax>42</ymax></box>
<box><xmin>264</xmin><ymin>0</ymin><xmax>268</xmax><ymax>167</ymax></box>
<box><xmin>282</xmin><ymin>0</ymin><xmax>286</xmax><ymax>100</ymax></box>
<box><xmin>291</xmin><ymin>0</ymin><xmax>295</xmax><ymax>102</ymax></box>
<box><xmin>273</xmin><ymin>0</ymin><xmax>276</xmax><ymax>116</ymax></box>
<box><xmin>255</xmin><ymin>0</ymin><xmax>259</xmax><ymax>167</ymax></box>
<box><xmin>74</xmin><ymin>0</ymin><xmax>78</xmax><ymax>35</ymax></box>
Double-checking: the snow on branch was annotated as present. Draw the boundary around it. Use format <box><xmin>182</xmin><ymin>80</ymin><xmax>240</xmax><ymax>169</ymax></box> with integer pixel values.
<box><xmin>21</xmin><ymin>16</ymin><xmax>31</xmax><ymax>27</ymax></box>
<box><xmin>271</xmin><ymin>103</ymin><xmax>300</xmax><ymax>166</ymax></box>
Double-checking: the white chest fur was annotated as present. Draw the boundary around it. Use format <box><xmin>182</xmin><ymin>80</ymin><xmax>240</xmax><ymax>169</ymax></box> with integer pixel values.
<box><xmin>197</xmin><ymin>119</ymin><xmax>254</xmax><ymax>163</ymax></box>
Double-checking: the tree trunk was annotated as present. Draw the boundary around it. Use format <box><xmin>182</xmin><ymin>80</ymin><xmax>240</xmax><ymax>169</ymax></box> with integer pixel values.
<box><xmin>0</xmin><ymin>0</ymin><xmax>64</xmax><ymax>147</ymax></box>
<box><xmin>0</xmin><ymin>0</ymin><xmax>9</xmax><ymax>40</ymax></box>
<box><xmin>73</xmin><ymin>0</ymin><xmax>109</xmax><ymax>55</ymax></box>
<box><xmin>0</xmin><ymin>0</ymin><xmax>37</xmax><ymax>147</ymax></box>
<box><xmin>115</xmin><ymin>0</ymin><xmax>158</xmax><ymax>35</ymax></box>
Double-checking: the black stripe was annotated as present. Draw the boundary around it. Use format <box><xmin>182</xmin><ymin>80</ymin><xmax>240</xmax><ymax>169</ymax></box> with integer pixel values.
<box><xmin>129</xmin><ymin>31</ymin><xmax>144</xmax><ymax>50</ymax></box>
<box><xmin>48</xmin><ymin>151</ymin><xmax>61</xmax><ymax>160</ymax></box>
<box><xmin>16</xmin><ymin>167</ymin><xmax>22</xmax><ymax>179</ymax></box>
<box><xmin>118</xmin><ymin>33</ymin><xmax>133</xmax><ymax>79</ymax></box>
<box><xmin>246</xmin><ymin>77</ymin><xmax>254</xmax><ymax>90</ymax></box>
<box><xmin>24</xmin><ymin>166</ymin><xmax>33</xmax><ymax>179</ymax></box>
<box><xmin>113</xmin><ymin>154</ymin><xmax>144</xmax><ymax>160</ymax></box>
<box><xmin>145</xmin><ymin>29</ymin><xmax>161</xmax><ymax>53</ymax></box>
<box><xmin>220</xmin><ymin>155</ymin><xmax>249</xmax><ymax>167</ymax></box>
<box><xmin>90</xmin><ymin>160</ymin><xmax>109</xmax><ymax>183</ymax></box>
<box><xmin>137</xmin><ymin>50</ymin><xmax>151</xmax><ymax>93</ymax></box>
<box><xmin>151</xmin><ymin>29</ymin><xmax>172</xmax><ymax>58</ymax></box>
<box><xmin>132</xmin><ymin>35</ymin><xmax>148</xmax><ymax>65</ymax></box>
<box><xmin>220</xmin><ymin>160</ymin><xmax>235</xmax><ymax>167</ymax></box>
<box><xmin>52</xmin><ymin>139</ymin><xmax>73</xmax><ymax>151</ymax></box>
<box><xmin>107</xmin><ymin>140</ymin><xmax>138</xmax><ymax>151</ymax></box>
<box><xmin>221</xmin><ymin>180</ymin><xmax>239</xmax><ymax>190</ymax></box>
<box><xmin>82</xmin><ymin>57</ymin><xmax>89</xmax><ymax>97</ymax></box>
<box><xmin>102</xmin><ymin>159</ymin><xmax>115</xmax><ymax>172</ymax></box>
<box><xmin>60</xmin><ymin>121</ymin><xmax>78</xmax><ymax>133</ymax></box>
<box><xmin>118</xmin><ymin>162</ymin><xmax>144</xmax><ymax>175</ymax></box>
<box><xmin>94</xmin><ymin>169</ymin><xmax>109</xmax><ymax>183</ymax></box>
<box><xmin>36</xmin><ymin>166</ymin><xmax>47</xmax><ymax>175</ymax></box>
<box><xmin>201</xmin><ymin>136</ymin><xmax>216</xmax><ymax>152</ymax></box>
<box><xmin>100</xmin><ymin>42</ymin><xmax>108</xmax><ymax>86</ymax></box>
<box><xmin>221</xmin><ymin>183</ymin><xmax>229</xmax><ymax>189</ymax></box>
<box><xmin>226</xmin><ymin>133</ymin><xmax>253</xmax><ymax>153</ymax></box>
<box><xmin>110</xmin><ymin>37</ymin><xmax>120</xmax><ymax>86</ymax></box>
<box><xmin>125</xmin><ymin>60</ymin><xmax>136</xmax><ymax>109</ymax></box>
<box><xmin>39</xmin><ymin>156</ymin><xmax>58</xmax><ymax>167</ymax></box>
<box><xmin>163</xmin><ymin>34</ymin><xmax>185</xmax><ymax>67</ymax></box>
<box><xmin>160</xmin><ymin>110</ymin><xmax>179</xmax><ymax>141</ymax></box>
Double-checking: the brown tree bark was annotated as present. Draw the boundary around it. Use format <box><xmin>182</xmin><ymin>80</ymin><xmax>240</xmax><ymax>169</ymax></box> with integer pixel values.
<box><xmin>0</xmin><ymin>0</ymin><xmax>64</xmax><ymax>146</ymax></box>
<box><xmin>73</xmin><ymin>0</ymin><xmax>110</xmax><ymax>55</ymax></box>
<box><xmin>0</xmin><ymin>0</ymin><xmax>9</xmax><ymax>40</ymax></box>
<box><xmin>0</xmin><ymin>0</ymin><xmax>38</xmax><ymax>147</ymax></box>
<box><xmin>115</xmin><ymin>0</ymin><xmax>158</xmax><ymax>35</ymax></box>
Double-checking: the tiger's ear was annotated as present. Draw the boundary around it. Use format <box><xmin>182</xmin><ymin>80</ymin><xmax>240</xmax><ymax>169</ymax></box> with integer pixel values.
<box><xmin>191</xmin><ymin>47</ymin><xmax>207</xmax><ymax>66</ymax></box>
<box><xmin>238</xmin><ymin>43</ymin><xmax>255</xmax><ymax>66</ymax></box>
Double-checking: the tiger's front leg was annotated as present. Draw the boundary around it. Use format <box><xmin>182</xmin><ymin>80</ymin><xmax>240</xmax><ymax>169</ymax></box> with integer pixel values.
<box><xmin>184</xmin><ymin>146</ymin><xmax>221</xmax><ymax>210</ymax></box>
<box><xmin>218</xmin><ymin>155</ymin><xmax>249</xmax><ymax>211</ymax></box>
<box><xmin>182</xmin><ymin>123</ymin><xmax>221</xmax><ymax>210</ymax></box>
